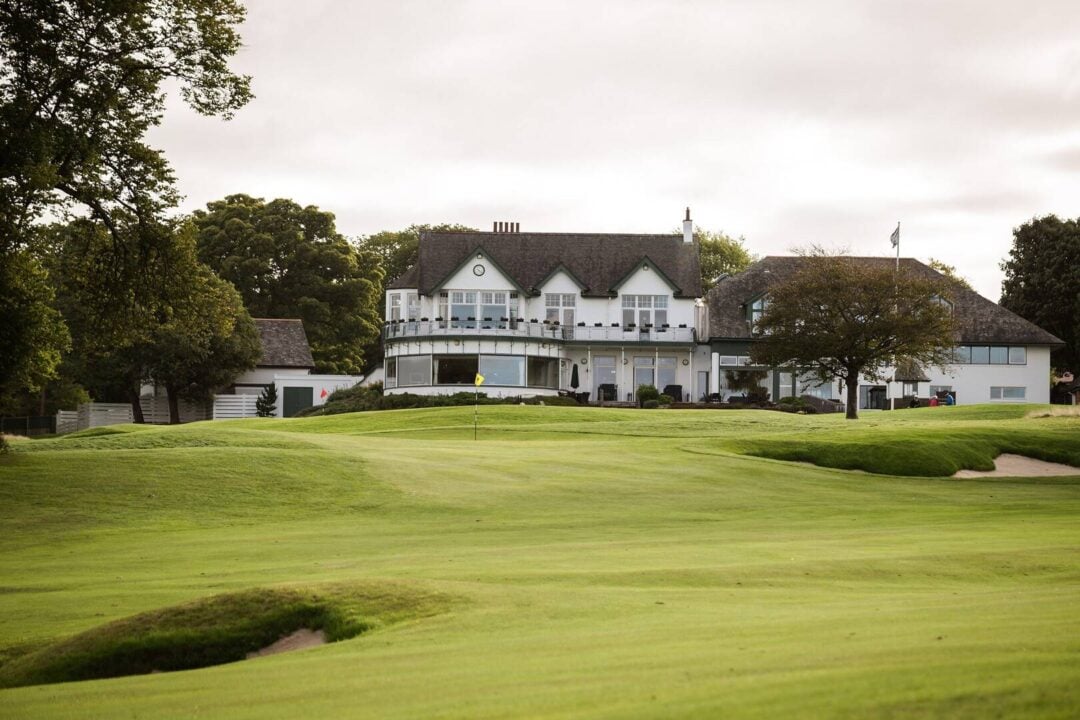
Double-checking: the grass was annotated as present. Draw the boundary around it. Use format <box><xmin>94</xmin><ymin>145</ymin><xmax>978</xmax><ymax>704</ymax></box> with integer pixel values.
<box><xmin>0</xmin><ymin>404</ymin><xmax>1078</xmax><ymax>717</ymax></box>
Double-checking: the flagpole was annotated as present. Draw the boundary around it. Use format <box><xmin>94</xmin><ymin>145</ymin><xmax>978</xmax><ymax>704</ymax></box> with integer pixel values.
<box><xmin>895</xmin><ymin>221</ymin><xmax>900</xmax><ymax>272</ymax></box>
<box><xmin>474</xmin><ymin>386</ymin><xmax>478</xmax><ymax>441</ymax></box>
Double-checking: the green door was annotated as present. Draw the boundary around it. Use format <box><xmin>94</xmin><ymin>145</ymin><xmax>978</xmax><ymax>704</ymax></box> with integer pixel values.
<box><xmin>283</xmin><ymin>386</ymin><xmax>313</xmax><ymax>417</ymax></box>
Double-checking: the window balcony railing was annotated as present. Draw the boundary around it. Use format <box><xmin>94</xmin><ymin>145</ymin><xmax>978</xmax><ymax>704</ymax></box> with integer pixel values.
<box><xmin>383</xmin><ymin>320</ymin><xmax>696</xmax><ymax>343</ymax></box>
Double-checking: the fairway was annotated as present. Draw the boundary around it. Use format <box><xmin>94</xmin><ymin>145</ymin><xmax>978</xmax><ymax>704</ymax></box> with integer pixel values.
<box><xmin>2</xmin><ymin>405</ymin><xmax>1079</xmax><ymax>718</ymax></box>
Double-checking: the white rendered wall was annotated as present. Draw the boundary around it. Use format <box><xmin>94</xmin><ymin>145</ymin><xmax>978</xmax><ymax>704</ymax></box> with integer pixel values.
<box><xmin>272</xmin><ymin>374</ymin><xmax>364</xmax><ymax>418</ymax></box>
<box><xmin>388</xmin><ymin>265</ymin><xmax>697</xmax><ymax>328</ymax></box>
<box><xmin>875</xmin><ymin>346</ymin><xmax>1051</xmax><ymax>404</ymax></box>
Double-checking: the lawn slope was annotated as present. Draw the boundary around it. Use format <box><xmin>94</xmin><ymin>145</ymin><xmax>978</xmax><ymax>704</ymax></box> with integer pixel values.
<box><xmin>1</xmin><ymin>405</ymin><xmax>1078</xmax><ymax>718</ymax></box>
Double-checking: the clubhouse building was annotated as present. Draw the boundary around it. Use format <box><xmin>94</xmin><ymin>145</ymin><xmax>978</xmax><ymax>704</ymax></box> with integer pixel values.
<box><xmin>383</xmin><ymin>213</ymin><xmax>1063</xmax><ymax>408</ymax></box>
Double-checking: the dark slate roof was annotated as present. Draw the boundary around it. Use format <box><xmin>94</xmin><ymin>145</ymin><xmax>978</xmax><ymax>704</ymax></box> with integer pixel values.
<box><xmin>253</xmin><ymin>318</ymin><xmax>315</xmax><ymax>368</ymax></box>
<box><xmin>389</xmin><ymin>231</ymin><xmax>702</xmax><ymax>298</ymax></box>
<box><xmin>706</xmin><ymin>256</ymin><xmax>1065</xmax><ymax>346</ymax></box>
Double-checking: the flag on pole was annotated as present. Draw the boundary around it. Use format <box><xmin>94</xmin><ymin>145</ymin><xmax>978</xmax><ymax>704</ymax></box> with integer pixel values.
<box><xmin>474</xmin><ymin>373</ymin><xmax>485</xmax><ymax>386</ymax></box>
<box><xmin>320</xmin><ymin>388</ymin><xmax>328</xmax><ymax>398</ymax></box>
<box><xmin>890</xmin><ymin>223</ymin><xmax>900</xmax><ymax>249</ymax></box>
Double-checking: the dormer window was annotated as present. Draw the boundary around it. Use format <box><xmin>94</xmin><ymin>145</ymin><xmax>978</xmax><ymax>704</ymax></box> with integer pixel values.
<box><xmin>545</xmin><ymin>293</ymin><xmax>576</xmax><ymax>325</ymax></box>
<box><xmin>622</xmin><ymin>295</ymin><xmax>668</xmax><ymax>327</ymax></box>
<box><xmin>389</xmin><ymin>294</ymin><xmax>402</xmax><ymax>322</ymax></box>
<box><xmin>749</xmin><ymin>296</ymin><xmax>768</xmax><ymax>331</ymax></box>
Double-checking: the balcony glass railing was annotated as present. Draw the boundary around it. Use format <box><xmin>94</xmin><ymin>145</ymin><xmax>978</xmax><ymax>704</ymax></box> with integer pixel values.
<box><xmin>383</xmin><ymin>320</ymin><xmax>695</xmax><ymax>343</ymax></box>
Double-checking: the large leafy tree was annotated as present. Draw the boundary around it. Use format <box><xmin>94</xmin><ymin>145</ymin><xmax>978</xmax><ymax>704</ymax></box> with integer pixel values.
<box><xmin>193</xmin><ymin>194</ymin><xmax>383</xmax><ymax>375</ymax></box>
<box><xmin>49</xmin><ymin>219</ymin><xmax>258</xmax><ymax>423</ymax></box>
<box><xmin>696</xmin><ymin>229</ymin><xmax>755</xmax><ymax>289</ymax></box>
<box><xmin>362</xmin><ymin>223</ymin><xmax>478</xmax><ymax>287</ymax></box>
<box><xmin>0</xmin><ymin>250</ymin><xmax>70</xmax><ymax>408</ymax></box>
<box><xmin>1000</xmin><ymin>215</ymin><xmax>1080</xmax><ymax>373</ymax></box>
<box><xmin>751</xmin><ymin>251</ymin><xmax>957</xmax><ymax>419</ymax></box>
<box><xmin>0</xmin><ymin>0</ymin><xmax>252</xmax><ymax>404</ymax></box>
<box><xmin>0</xmin><ymin>0</ymin><xmax>251</xmax><ymax>252</ymax></box>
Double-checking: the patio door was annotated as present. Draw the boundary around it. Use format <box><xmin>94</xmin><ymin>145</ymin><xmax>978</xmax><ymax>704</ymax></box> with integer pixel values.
<box><xmin>593</xmin><ymin>356</ymin><xmax>616</xmax><ymax>401</ymax></box>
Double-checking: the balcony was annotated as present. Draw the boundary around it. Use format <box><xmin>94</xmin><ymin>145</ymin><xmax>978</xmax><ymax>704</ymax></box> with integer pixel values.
<box><xmin>383</xmin><ymin>320</ymin><xmax>696</xmax><ymax>344</ymax></box>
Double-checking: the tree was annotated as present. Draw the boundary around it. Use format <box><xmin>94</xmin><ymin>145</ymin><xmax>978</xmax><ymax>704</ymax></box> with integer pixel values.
<box><xmin>697</xmin><ymin>229</ymin><xmax>755</xmax><ymax>289</ymax></box>
<box><xmin>361</xmin><ymin>224</ymin><xmax>478</xmax><ymax>288</ymax></box>
<box><xmin>0</xmin><ymin>250</ymin><xmax>70</xmax><ymax>405</ymax></box>
<box><xmin>927</xmin><ymin>258</ymin><xmax>973</xmax><ymax>290</ymax></box>
<box><xmin>750</xmin><ymin>251</ymin><xmax>958</xmax><ymax>419</ymax></box>
<box><xmin>724</xmin><ymin>369</ymin><xmax>769</xmax><ymax>403</ymax></box>
<box><xmin>47</xmin><ymin>219</ymin><xmax>259</xmax><ymax>423</ymax></box>
<box><xmin>1000</xmin><ymin>215</ymin><xmax>1080</xmax><ymax>374</ymax></box>
<box><xmin>193</xmin><ymin>195</ymin><xmax>383</xmax><ymax>375</ymax></box>
<box><xmin>255</xmin><ymin>383</ymin><xmax>277</xmax><ymax>417</ymax></box>
<box><xmin>0</xmin><ymin>0</ymin><xmax>251</xmax><ymax>253</ymax></box>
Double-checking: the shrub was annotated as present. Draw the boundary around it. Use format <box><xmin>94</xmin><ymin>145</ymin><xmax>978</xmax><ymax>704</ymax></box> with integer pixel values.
<box><xmin>658</xmin><ymin>394</ymin><xmax>674</xmax><ymax>406</ymax></box>
<box><xmin>642</xmin><ymin>399</ymin><xmax>660</xmax><ymax>409</ymax></box>
<box><xmin>637</xmin><ymin>385</ymin><xmax>659</xmax><ymax>407</ymax></box>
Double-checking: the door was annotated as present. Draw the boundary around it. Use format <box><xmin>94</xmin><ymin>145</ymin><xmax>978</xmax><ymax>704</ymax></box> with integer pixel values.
<box><xmin>283</xmin><ymin>386</ymin><xmax>313</xmax><ymax>417</ymax></box>
<box><xmin>593</xmin><ymin>356</ymin><xmax>616</xmax><ymax>401</ymax></box>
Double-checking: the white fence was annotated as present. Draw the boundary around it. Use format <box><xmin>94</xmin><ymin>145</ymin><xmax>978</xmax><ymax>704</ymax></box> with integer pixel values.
<box><xmin>213</xmin><ymin>394</ymin><xmax>260</xmax><ymax>420</ymax></box>
<box><xmin>55</xmin><ymin>410</ymin><xmax>79</xmax><ymax>435</ymax></box>
<box><xmin>76</xmin><ymin>402</ymin><xmax>133</xmax><ymax>429</ymax></box>
<box><xmin>138</xmin><ymin>395</ymin><xmax>210</xmax><ymax>425</ymax></box>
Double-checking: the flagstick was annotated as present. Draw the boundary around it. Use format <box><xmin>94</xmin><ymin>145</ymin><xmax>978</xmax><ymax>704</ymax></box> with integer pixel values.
<box><xmin>474</xmin><ymin>387</ymin><xmax>478</xmax><ymax>441</ymax></box>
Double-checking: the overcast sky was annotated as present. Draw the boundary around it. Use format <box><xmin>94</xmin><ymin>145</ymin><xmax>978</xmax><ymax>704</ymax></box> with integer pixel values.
<box><xmin>149</xmin><ymin>0</ymin><xmax>1080</xmax><ymax>300</ymax></box>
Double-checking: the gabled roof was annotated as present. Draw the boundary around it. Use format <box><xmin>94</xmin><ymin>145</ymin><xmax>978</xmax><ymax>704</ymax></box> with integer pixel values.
<box><xmin>253</xmin><ymin>318</ymin><xmax>315</xmax><ymax>368</ymax></box>
<box><xmin>388</xmin><ymin>231</ymin><xmax>702</xmax><ymax>298</ymax></box>
<box><xmin>705</xmin><ymin>256</ymin><xmax>1065</xmax><ymax>346</ymax></box>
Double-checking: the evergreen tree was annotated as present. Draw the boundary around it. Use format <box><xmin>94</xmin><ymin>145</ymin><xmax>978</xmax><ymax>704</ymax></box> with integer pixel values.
<box><xmin>256</xmin><ymin>384</ymin><xmax>278</xmax><ymax>417</ymax></box>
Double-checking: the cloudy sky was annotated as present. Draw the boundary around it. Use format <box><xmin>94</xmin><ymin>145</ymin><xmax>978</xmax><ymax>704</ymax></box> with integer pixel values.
<box><xmin>150</xmin><ymin>0</ymin><xmax>1080</xmax><ymax>300</ymax></box>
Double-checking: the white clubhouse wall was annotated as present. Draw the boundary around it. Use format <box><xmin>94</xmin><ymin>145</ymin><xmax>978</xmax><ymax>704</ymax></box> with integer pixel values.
<box><xmin>386</xmin><ymin>265</ymin><xmax>697</xmax><ymax>329</ymax></box>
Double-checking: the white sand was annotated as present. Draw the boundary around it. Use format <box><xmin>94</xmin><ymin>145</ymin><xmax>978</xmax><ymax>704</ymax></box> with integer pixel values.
<box><xmin>953</xmin><ymin>454</ymin><xmax>1080</xmax><ymax>478</ymax></box>
<box><xmin>246</xmin><ymin>628</ymin><xmax>326</xmax><ymax>659</ymax></box>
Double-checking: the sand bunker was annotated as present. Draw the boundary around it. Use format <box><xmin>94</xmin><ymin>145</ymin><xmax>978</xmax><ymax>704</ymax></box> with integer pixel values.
<box><xmin>246</xmin><ymin>628</ymin><xmax>326</xmax><ymax>659</ymax></box>
<box><xmin>953</xmin><ymin>454</ymin><xmax>1080</xmax><ymax>478</ymax></box>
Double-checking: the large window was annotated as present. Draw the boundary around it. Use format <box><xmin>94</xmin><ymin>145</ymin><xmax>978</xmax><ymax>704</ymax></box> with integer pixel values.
<box><xmin>527</xmin><ymin>357</ymin><xmax>560</xmax><ymax>388</ymax></box>
<box><xmin>434</xmin><ymin>355</ymin><xmax>527</xmax><ymax>386</ymax></box>
<box><xmin>634</xmin><ymin>356</ymin><xmax>655</xmax><ymax>388</ymax></box>
<box><xmin>622</xmin><ymin>295</ymin><xmax>668</xmax><ymax>327</ymax></box>
<box><xmin>406</xmin><ymin>293</ymin><xmax>419</xmax><ymax>321</ymax></box>
<box><xmin>990</xmin><ymin>386</ymin><xmax>1026</xmax><ymax>400</ymax></box>
<box><xmin>447</xmin><ymin>290</ymin><xmax>517</xmax><ymax>328</ymax></box>
<box><xmin>481</xmin><ymin>355</ymin><xmax>525</xmax><ymax>386</ymax></box>
<box><xmin>955</xmin><ymin>345</ymin><xmax>1027</xmax><ymax>365</ymax></box>
<box><xmin>397</xmin><ymin>355</ymin><xmax>431</xmax><ymax>386</ymax></box>
<box><xmin>545</xmin><ymin>294</ymin><xmax>576</xmax><ymax>325</ymax></box>
<box><xmin>385</xmin><ymin>358</ymin><xmax>397</xmax><ymax>388</ymax></box>
<box><xmin>389</xmin><ymin>294</ymin><xmax>402</xmax><ymax>321</ymax></box>
<box><xmin>657</xmin><ymin>357</ymin><xmax>677</xmax><ymax>390</ymax></box>
<box><xmin>435</xmin><ymin>355</ymin><xmax>478</xmax><ymax>384</ymax></box>
<box><xmin>450</xmin><ymin>291</ymin><xmax>477</xmax><ymax>328</ymax></box>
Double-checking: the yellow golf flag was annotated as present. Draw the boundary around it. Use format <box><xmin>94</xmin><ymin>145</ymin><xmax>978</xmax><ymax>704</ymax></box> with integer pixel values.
<box><xmin>474</xmin><ymin>373</ymin><xmax>485</xmax><ymax>386</ymax></box>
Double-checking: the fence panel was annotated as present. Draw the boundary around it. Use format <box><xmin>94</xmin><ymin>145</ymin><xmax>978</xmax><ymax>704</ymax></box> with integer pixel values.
<box><xmin>213</xmin><ymin>394</ymin><xmax>260</xmax><ymax>420</ymax></box>
<box><xmin>138</xmin><ymin>396</ymin><xmax>210</xmax><ymax>424</ymax></box>
<box><xmin>55</xmin><ymin>411</ymin><xmax>79</xmax><ymax>435</ymax></box>
<box><xmin>77</xmin><ymin>403</ymin><xmax>134</xmax><ymax>430</ymax></box>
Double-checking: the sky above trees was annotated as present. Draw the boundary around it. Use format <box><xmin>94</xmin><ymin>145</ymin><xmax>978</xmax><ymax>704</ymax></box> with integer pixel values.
<box><xmin>147</xmin><ymin>0</ymin><xmax>1080</xmax><ymax>300</ymax></box>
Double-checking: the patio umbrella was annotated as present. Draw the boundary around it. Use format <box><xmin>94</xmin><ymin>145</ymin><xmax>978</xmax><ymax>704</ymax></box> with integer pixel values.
<box><xmin>570</xmin><ymin>363</ymin><xmax>580</xmax><ymax>390</ymax></box>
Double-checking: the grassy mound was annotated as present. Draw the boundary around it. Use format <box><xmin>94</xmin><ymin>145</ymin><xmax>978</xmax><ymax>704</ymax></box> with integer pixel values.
<box><xmin>730</xmin><ymin>424</ymin><xmax>1080</xmax><ymax>476</ymax></box>
<box><xmin>0</xmin><ymin>583</ymin><xmax>452</xmax><ymax>689</ymax></box>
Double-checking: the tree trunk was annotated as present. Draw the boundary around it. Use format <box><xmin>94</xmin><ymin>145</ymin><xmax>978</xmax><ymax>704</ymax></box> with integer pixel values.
<box><xmin>166</xmin><ymin>385</ymin><xmax>181</xmax><ymax>425</ymax></box>
<box><xmin>845</xmin><ymin>376</ymin><xmax>859</xmax><ymax>420</ymax></box>
<box><xmin>128</xmin><ymin>387</ymin><xmax>145</xmax><ymax>424</ymax></box>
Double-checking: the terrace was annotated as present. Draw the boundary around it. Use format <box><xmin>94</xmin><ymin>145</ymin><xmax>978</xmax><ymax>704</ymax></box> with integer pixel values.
<box><xmin>383</xmin><ymin>319</ymin><xmax>696</xmax><ymax>344</ymax></box>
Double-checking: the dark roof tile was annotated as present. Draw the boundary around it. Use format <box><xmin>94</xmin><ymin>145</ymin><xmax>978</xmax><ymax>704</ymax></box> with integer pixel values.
<box><xmin>705</xmin><ymin>256</ymin><xmax>1064</xmax><ymax>346</ymax></box>
<box><xmin>389</xmin><ymin>231</ymin><xmax>702</xmax><ymax>298</ymax></box>
<box><xmin>253</xmin><ymin>318</ymin><xmax>315</xmax><ymax>368</ymax></box>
